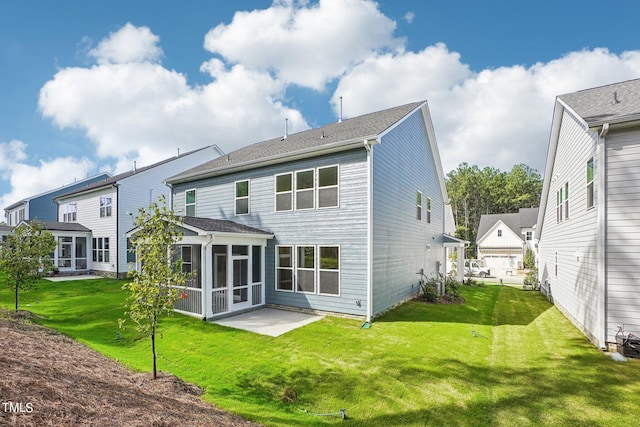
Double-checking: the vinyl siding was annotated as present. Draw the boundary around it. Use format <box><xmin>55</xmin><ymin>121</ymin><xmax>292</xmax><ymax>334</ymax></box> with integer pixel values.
<box><xmin>172</xmin><ymin>149</ymin><xmax>369</xmax><ymax>316</ymax></box>
<box><xmin>538</xmin><ymin>109</ymin><xmax>601</xmax><ymax>344</ymax></box>
<box><xmin>59</xmin><ymin>187</ymin><xmax>118</xmax><ymax>275</ymax></box>
<box><xmin>605</xmin><ymin>128</ymin><xmax>640</xmax><ymax>340</ymax></box>
<box><xmin>371</xmin><ymin>108</ymin><xmax>445</xmax><ymax>316</ymax></box>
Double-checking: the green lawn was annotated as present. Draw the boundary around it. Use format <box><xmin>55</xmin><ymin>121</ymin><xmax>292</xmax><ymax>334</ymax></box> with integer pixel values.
<box><xmin>2</xmin><ymin>277</ymin><xmax>639</xmax><ymax>426</ymax></box>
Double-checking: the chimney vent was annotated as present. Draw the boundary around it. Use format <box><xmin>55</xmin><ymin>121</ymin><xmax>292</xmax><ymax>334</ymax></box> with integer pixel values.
<box><xmin>284</xmin><ymin>118</ymin><xmax>289</xmax><ymax>139</ymax></box>
<box><xmin>339</xmin><ymin>96</ymin><xmax>343</xmax><ymax>123</ymax></box>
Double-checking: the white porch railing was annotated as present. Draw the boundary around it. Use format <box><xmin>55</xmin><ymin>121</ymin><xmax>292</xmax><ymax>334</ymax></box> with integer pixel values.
<box><xmin>212</xmin><ymin>288</ymin><xmax>228</xmax><ymax>314</ymax></box>
<box><xmin>173</xmin><ymin>287</ymin><xmax>202</xmax><ymax>315</ymax></box>
<box><xmin>252</xmin><ymin>283</ymin><xmax>262</xmax><ymax>305</ymax></box>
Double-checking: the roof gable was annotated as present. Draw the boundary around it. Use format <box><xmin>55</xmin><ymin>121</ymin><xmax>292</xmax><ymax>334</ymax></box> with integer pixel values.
<box><xmin>559</xmin><ymin>78</ymin><xmax>640</xmax><ymax>127</ymax></box>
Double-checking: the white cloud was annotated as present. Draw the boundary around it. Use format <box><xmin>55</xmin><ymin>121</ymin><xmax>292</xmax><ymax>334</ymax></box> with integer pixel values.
<box><xmin>332</xmin><ymin>46</ymin><xmax>640</xmax><ymax>174</ymax></box>
<box><xmin>89</xmin><ymin>23</ymin><xmax>163</xmax><ymax>64</ymax></box>
<box><xmin>404</xmin><ymin>11</ymin><xmax>415</xmax><ymax>24</ymax></box>
<box><xmin>39</xmin><ymin>27</ymin><xmax>308</xmax><ymax>174</ymax></box>
<box><xmin>203</xmin><ymin>0</ymin><xmax>402</xmax><ymax>89</ymax></box>
<box><xmin>0</xmin><ymin>140</ymin><xmax>96</xmax><ymax>209</ymax></box>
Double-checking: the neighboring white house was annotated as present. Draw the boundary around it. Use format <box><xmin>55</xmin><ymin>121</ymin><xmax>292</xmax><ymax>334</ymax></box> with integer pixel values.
<box><xmin>476</xmin><ymin>207</ymin><xmax>538</xmax><ymax>273</ymax></box>
<box><xmin>3</xmin><ymin>173</ymin><xmax>111</xmax><ymax>226</ymax></box>
<box><xmin>161</xmin><ymin>101</ymin><xmax>465</xmax><ymax>321</ymax></box>
<box><xmin>536</xmin><ymin>78</ymin><xmax>640</xmax><ymax>349</ymax></box>
<box><xmin>54</xmin><ymin>146</ymin><xmax>223</xmax><ymax>278</ymax></box>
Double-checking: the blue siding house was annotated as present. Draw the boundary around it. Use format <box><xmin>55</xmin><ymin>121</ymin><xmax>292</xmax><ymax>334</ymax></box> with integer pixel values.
<box><xmin>165</xmin><ymin>101</ymin><xmax>454</xmax><ymax>321</ymax></box>
<box><xmin>3</xmin><ymin>173</ymin><xmax>111</xmax><ymax>226</ymax></box>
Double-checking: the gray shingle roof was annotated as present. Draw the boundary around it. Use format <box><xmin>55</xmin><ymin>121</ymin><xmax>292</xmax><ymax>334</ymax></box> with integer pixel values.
<box><xmin>167</xmin><ymin>101</ymin><xmax>425</xmax><ymax>183</ymax></box>
<box><xmin>24</xmin><ymin>220</ymin><xmax>91</xmax><ymax>232</ymax></box>
<box><xmin>56</xmin><ymin>146</ymin><xmax>216</xmax><ymax>200</ymax></box>
<box><xmin>181</xmin><ymin>216</ymin><xmax>272</xmax><ymax>236</ymax></box>
<box><xmin>476</xmin><ymin>207</ymin><xmax>538</xmax><ymax>242</ymax></box>
<box><xmin>559</xmin><ymin>78</ymin><xmax>640</xmax><ymax>126</ymax></box>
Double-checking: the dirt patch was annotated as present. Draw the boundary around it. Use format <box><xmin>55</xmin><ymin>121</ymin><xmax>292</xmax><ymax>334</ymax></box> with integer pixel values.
<box><xmin>0</xmin><ymin>311</ymin><xmax>261</xmax><ymax>427</ymax></box>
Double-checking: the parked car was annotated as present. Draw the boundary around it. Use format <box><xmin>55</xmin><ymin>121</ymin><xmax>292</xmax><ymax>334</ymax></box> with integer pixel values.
<box><xmin>465</xmin><ymin>260</ymin><xmax>491</xmax><ymax>278</ymax></box>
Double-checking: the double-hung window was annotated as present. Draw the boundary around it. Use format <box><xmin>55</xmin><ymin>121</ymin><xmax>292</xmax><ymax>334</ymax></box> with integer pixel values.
<box><xmin>276</xmin><ymin>245</ymin><xmax>340</xmax><ymax>296</ymax></box>
<box><xmin>100</xmin><ymin>196</ymin><xmax>112</xmax><ymax>217</ymax></box>
<box><xmin>586</xmin><ymin>158</ymin><xmax>594</xmax><ymax>209</ymax></box>
<box><xmin>426</xmin><ymin>197</ymin><xmax>432</xmax><ymax>223</ymax></box>
<box><xmin>318</xmin><ymin>166</ymin><xmax>339</xmax><ymax>208</ymax></box>
<box><xmin>235</xmin><ymin>180</ymin><xmax>250</xmax><ymax>215</ymax></box>
<box><xmin>295</xmin><ymin>170</ymin><xmax>315</xmax><ymax>210</ymax></box>
<box><xmin>556</xmin><ymin>188</ymin><xmax>563</xmax><ymax>222</ymax></box>
<box><xmin>276</xmin><ymin>246</ymin><xmax>294</xmax><ymax>291</ymax></box>
<box><xmin>63</xmin><ymin>203</ymin><xmax>77</xmax><ymax>222</ymax></box>
<box><xmin>318</xmin><ymin>246</ymin><xmax>340</xmax><ymax>295</ymax></box>
<box><xmin>275</xmin><ymin>173</ymin><xmax>293</xmax><ymax>211</ymax></box>
<box><xmin>296</xmin><ymin>246</ymin><xmax>315</xmax><ymax>293</ymax></box>
<box><xmin>564</xmin><ymin>182</ymin><xmax>569</xmax><ymax>220</ymax></box>
<box><xmin>416</xmin><ymin>191</ymin><xmax>423</xmax><ymax>221</ymax></box>
<box><xmin>185</xmin><ymin>189</ymin><xmax>196</xmax><ymax>216</ymax></box>
<box><xmin>92</xmin><ymin>237</ymin><xmax>109</xmax><ymax>263</ymax></box>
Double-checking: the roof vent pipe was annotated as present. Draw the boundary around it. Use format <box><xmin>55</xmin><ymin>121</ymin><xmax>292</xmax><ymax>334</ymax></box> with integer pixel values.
<box><xmin>177</xmin><ymin>148</ymin><xmax>180</xmax><ymax>157</ymax></box>
<box><xmin>339</xmin><ymin>96</ymin><xmax>343</xmax><ymax>123</ymax></box>
<box><xmin>133</xmin><ymin>160</ymin><xmax>137</xmax><ymax>173</ymax></box>
<box><xmin>612</xmin><ymin>91</ymin><xmax>620</xmax><ymax>104</ymax></box>
<box><xmin>284</xmin><ymin>118</ymin><xmax>288</xmax><ymax>139</ymax></box>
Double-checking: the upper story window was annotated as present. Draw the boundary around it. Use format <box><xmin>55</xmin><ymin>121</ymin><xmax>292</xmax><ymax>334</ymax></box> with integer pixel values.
<box><xmin>426</xmin><ymin>197</ymin><xmax>432</xmax><ymax>224</ymax></box>
<box><xmin>556</xmin><ymin>187</ymin><xmax>563</xmax><ymax>223</ymax></box>
<box><xmin>586</xmin><ymin>158</ymin><xmax>594</xmax><ymax>209</ymax></box>
<box><xmin>63</xmin><ymin>203</ymin><xmax>77</xmax><ymax>222</ymax></box>
<box><xmin>295</xmin><ymin>170</ymin><xmax>315</xmax><ymax>210</ymax></box>
<box><xmin>564</xmin><ymin>182</ymin><xmax>569</xmax><ymax>220</ymax></box>
<box><xmin>275</xmin><ymin>173</ymin><xmax>293</xmax><ymax>212</ymax></box>
<box><xmin>318</xmin><ymin>166</ymin><xmax>339</xmax><ymax>208</ymax></box>
<box><xmin>497</xmin><ymin>229</ymin><xmax>502</xmax><ymax>237</ymax></box>
<box><xmin>276</xmin><ymin>165</ymin><xmax>340</xmax><ymax>212</ymax></box>
<box><xmin>416</xmin><ymin>191</ymin><xmax>423</xmax><ymax>221</ymax></box>
<box><xmin>526</xmin><ymin>231</ymin><xmax>533</xmax><ymax>241</ymax></box>
<box><xmin>100</xmin><ymin>196</ymin><xmax>112</xmax><ymax>218</ymax></box>
<box><xmin>235</xmin><ymin>180</ymin><xmax>250</xmax><ymax>215</ymax></box>
<box><xmin>185</xmin><ymin>189</ymin><xmax>196</xmax><ymax>216</ymax></box>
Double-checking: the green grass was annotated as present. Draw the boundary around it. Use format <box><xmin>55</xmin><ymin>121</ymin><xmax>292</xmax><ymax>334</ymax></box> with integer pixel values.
<box><xmin>2</xmin><ymin>277</ymin><xmax>640</xmax><ymax>426</ymax></box>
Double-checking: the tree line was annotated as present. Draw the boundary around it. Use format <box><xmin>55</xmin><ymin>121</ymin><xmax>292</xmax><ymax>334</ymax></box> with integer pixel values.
<box><xmin>446</xmin><ymin>163</ymin><xmax>542</xmax><ymax>257</ymax></box>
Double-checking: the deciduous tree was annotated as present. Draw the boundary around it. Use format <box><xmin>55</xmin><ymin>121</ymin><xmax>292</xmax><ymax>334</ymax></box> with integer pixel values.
<box><xmin>120</xmin><ymin>196</ymin><xmax>189</xmax><ymax>379</ymax></box>
<box><xmin>0</xmin><ymin>221</ymin><xmax>56</xmax><ymax>311</ymax></box>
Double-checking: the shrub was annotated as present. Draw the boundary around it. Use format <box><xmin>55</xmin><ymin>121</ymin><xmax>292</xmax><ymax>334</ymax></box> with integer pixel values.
<box><xmin>420</xmin><ymin>276</ymin><xmax>440</xmax><ymax>302</ymax></box>
<box><xmin>444</xmin><ymin>275</ymin><xmax>461</xmax><ymax>298</ymax></box>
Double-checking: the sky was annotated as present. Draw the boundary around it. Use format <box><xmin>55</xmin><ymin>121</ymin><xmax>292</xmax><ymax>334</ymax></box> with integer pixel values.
<box><xmin>1</xmin><ymin>0</ymin><xmax>640</xmax><ymax>210</ymax></box>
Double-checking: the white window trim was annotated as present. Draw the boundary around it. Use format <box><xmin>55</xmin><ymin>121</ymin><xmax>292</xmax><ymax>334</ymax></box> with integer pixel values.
<box><xmin>417</xmin><ymin>191</ymin><xmax>423</xmax><ymax>221</ymax></box>
<box><xmin>426</xmin><ymin>197</ymin><xmax>432</xmax><ymax>224</ymax></box>
<box><xmin>185</xmin><ymin>188</ymin><xmax>197</xmax><ymax>217</ymax></box>
<box><xmin>317</xmin><ymin>165</ymin><xmax>340</xmax><ymax>210</ymax></box>
<box><xmin>235</xmin><ymin>180</ymin><xmax>250</xmax><ymax>216</ymax></box>
<box><xmin>275</xmin><ymin>173</ymin><xmax>293</xmax><ymax>212</ymax></box>
<box><xmin>586</xmin><ymin>158</ymin><xmax>595</xmax><ymax>210</ymax></box>
<box><xmin>100</xmin><ymin>195</ymin><xmax>112</xmax><ymax>218</ymax></box>
<box><xmin>275</xmin><ymin>245</ymin><xmax>294</xmax><ymax>292</ymax></box>
<box><xmin>295</xmin><ymin>245</ymin><xmax>316</xmax><ymax>294</ymax></box>
<box><xmin>318</xmin><ymin>245</ymin><xmax>341</xmax><ymax>297</ymax></box>
<box><xmin>295</xmin><ymin>169</ymin><xmax>316</xmax><ymax>211</ymax></box>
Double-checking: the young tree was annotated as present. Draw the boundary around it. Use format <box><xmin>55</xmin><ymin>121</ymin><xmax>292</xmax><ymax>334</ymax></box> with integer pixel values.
<box><xmin>0</xmin><ymin>221</ymin><xmax>56</xmax><ymax>311</ymax></box>
<box><xmin>120</xmin><ymin>196</ymin><xmax>189</xmax><ymax>379</ymax></box>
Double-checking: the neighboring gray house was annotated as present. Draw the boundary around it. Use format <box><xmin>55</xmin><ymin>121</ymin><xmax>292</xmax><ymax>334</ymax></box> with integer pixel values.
<box><xmin>53</xmin><ymin>146</ymin><xmax>223</xmax><ymax>277</ymax></box>
<box><xmin>3</xmin><ymin>173</ymin><xmax>111</xmax><ymax>226</ymax></box>
<box><xmin>0</xmin><ymin>224</ymin><xmax>12</xmax><ymax>242</ymax></box>
<box><xmin>476</xmin><ymin>207</ymin><xmax>538</xmax><ymax>273</ymax></box>
<box><xmin>537</xmin><ymin>78</ymin><xmax>640</xmax><ymax>349</ymax></box>
<box><xmin>164</xmin><ymin>101</ymin><xmax>461</xmax><ymax>322</ymax></box>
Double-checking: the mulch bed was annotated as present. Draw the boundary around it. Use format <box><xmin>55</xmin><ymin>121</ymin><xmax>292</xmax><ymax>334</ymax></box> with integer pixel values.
<box><xmin>0</xmin><ymin>310</ymin><xmax>261</xmax><ymax>427</ymax></box>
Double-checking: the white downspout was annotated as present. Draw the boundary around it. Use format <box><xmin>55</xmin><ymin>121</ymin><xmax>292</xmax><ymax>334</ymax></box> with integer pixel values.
<box><xmin>597</xmin><ymin>123</ymin><xmax>608</xmax><ymax>348</ymax></box>
<box><xmin>365</xmin><ymin>139</ymin><xmax>374</xmax><ymax>323</ymax></box>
